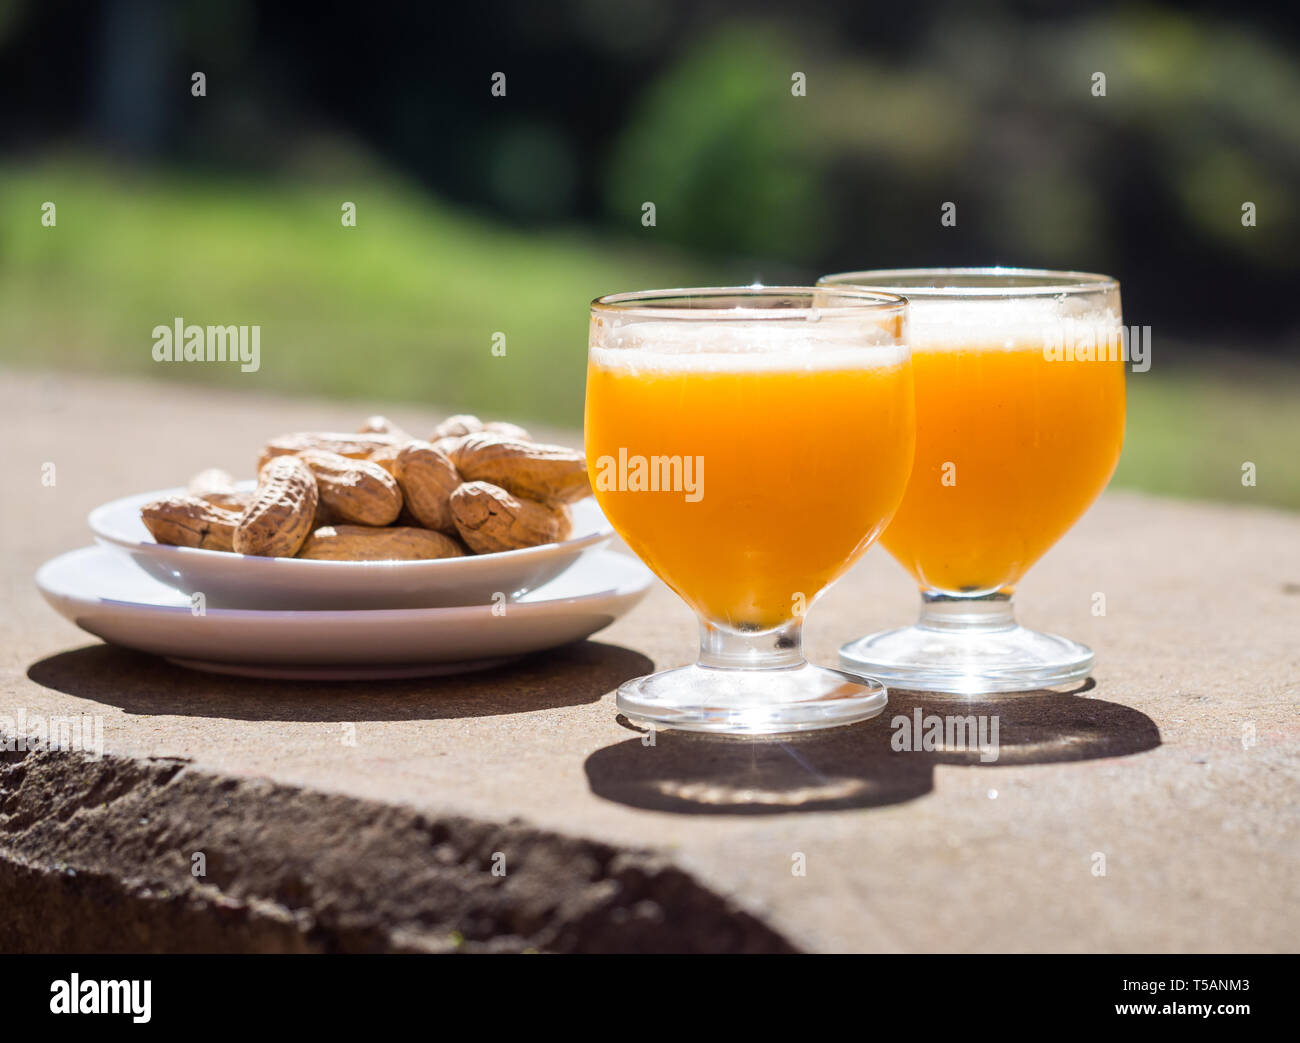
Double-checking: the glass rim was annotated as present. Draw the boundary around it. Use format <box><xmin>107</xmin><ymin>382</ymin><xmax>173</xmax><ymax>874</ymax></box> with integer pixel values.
<box><xmin>817</xmin><ymin>267</ymin><xmax>1119</xmax><ymax>298</ymax></box>
<box><xmin>591</xmin><ymin>285</ymin><xmax>908</xmax><ymax>321</ymax></box>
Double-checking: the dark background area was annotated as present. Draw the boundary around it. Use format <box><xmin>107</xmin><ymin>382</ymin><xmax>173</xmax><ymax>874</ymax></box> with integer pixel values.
<box><xmin>3</xmin><ymin>0</ymin><xmax>1297</xmax><ymax>342</ymax></box>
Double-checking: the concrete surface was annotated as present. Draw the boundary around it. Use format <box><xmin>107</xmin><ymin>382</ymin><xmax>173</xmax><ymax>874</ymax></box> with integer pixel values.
<box><xmin>1</xmin><ymin>369</ymin><xmax>1297</xmax><ymax>953</ymax></box>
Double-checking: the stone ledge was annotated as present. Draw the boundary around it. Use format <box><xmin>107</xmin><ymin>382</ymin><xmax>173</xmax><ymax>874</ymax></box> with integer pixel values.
<box><xmin>5</xmin><ymin>371</ymin><xmax>1299</xmax><ymax>953</ymax></box>
<box><xmin>0</xmin><ymin>747</ymin><xmax>795</xmax><ymax>954</ymax></box>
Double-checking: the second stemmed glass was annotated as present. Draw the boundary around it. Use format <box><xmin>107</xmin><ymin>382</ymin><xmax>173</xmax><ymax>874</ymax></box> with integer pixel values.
<box><xmin>819</xmin><ymin>268</ymin><xmax>1126</xmax><ymax>694</ymax></box>
<box><xmin>585</xmin><ymin>287</ymin><xmax>914</xmax><ymax>733</ymax></box>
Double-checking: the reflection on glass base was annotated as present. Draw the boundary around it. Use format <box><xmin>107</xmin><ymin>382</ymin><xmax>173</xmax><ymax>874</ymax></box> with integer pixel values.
<box><xmin>616</xmin><ymin>664</ymin><xmax>888</xmax><ymax>735</ymax></box>
<box><xmin>839</xmin><ymin>623</ymin><xmax>1094</xmax><ymax>695</ymax></box>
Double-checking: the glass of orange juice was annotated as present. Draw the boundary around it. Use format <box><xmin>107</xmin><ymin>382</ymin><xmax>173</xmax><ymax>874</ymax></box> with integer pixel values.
<box><xmin>586</xmin><ymin>287</ymin><xmax>914</xmax><ymax>733</ymax></box>
<box><xmin>818</xmin><ymin>268</ymin><xmax>1126</xmax><ymax>694</ymax></box>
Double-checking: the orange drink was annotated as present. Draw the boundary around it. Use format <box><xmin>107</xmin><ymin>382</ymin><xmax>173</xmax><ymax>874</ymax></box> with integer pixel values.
<box><xmin>883</xmin><ymin>333</ymin><xmax>1125</xmax><ymax>594</ymax></box>
<box><xmin>586</xmin><ymin>342</ymin><xmax>914</xmax><ymax>630</ymax></box>
<box><xmin>821</xmin><ymin>269</ymin><xmax>1126</xmax><ymax>694</ymax></box>
<box><xmin>586</xmin><ymin>287</ymin><xmax>913</xmax><ymax>733</ymax></box>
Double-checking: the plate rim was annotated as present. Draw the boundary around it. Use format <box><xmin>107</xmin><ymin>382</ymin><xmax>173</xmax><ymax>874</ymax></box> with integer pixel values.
<box><xmin>37</xmin><ymin>544</ymin><xmax>653</xmax><ymax>623</ymax></box>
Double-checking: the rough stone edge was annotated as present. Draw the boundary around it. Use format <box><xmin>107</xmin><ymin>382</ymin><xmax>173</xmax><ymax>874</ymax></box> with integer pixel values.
<box><xmin>0</xmin><ymin>744</ymin><xmax>797</xmax><ymax>954</ymax></box>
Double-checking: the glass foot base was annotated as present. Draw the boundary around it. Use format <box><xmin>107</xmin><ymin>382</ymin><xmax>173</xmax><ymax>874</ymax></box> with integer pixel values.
<box><xmin>616</xmin><ymin>663</ymin><xmax>888</xmax><ymax>735</ymax></box>
<box><xmin>839</xmin><ymin>623</ymin><xmax>1094</xmax><ymax>695</ymax></box>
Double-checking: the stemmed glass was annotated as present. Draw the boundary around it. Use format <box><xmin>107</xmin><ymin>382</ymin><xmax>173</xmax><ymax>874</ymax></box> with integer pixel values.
<box><xmin>585</xmin><ymin>287</ymin><xmax>914</xmax><ymax>733</ymax></box>
<box><xmin>818</xmin><ymin>268</ymin><xmax>1126</xmax><ymax>693</ymax></box>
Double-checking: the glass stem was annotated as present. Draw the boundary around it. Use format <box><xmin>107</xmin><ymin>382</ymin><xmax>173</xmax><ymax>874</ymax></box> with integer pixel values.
<box><xmin>917</xmin><ymin>590</ymin><xmax>1017</xmax><ymax>633</ymax></box>
<box><xmin>697</xmin><ymin>619</ymin><xmax>806</xmax><ymax>671</ymax></box>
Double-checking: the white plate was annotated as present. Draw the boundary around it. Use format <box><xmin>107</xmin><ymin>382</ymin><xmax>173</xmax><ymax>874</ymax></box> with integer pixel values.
<box><xmin>89</xmin><ymin>485</ymin><xmax>613</xmax><ymax>610</ymax></box>
<box><xmin>36</xmin><ymin>545</ymin><xmax>653</xmax><ymax>680</ymax></box>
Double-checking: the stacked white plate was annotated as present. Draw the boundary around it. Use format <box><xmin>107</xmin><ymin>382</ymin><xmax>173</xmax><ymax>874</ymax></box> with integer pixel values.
<box><xmin>36</xmin><ymin>485</ymin><xmax>653</xmax><ymax>679</ymax></box>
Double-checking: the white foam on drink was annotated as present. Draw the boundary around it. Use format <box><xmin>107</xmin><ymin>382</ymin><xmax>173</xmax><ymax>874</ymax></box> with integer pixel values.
<box><xmin>591</xmin><ymin>320</ymin><xmax>908</xmax><ymax>373</ymax></box>
<box><xmin>906</xmin><ymin>298</ymin><xmax>1123</xmax><ymax>353</ymax></box>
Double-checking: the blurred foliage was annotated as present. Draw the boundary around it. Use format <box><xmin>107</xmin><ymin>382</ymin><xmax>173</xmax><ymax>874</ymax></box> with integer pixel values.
<box><xmin>0</xmin><ymin>0</ymin><xmax>1296</xmax><ymax>510</ymax></box>
<box><xmin>3</xmin><ymin>1</ymin><xmax>1297</xmax><ymax>343</ymax></box>
<box><xmin>1116</xmin><ymin>357</ymin><xmax>1300</xmax><ymax>510</ymax></box>
<box><xmin>604</xmin><ymin>9</ymin><xmax>1300</xmax><ymax>322</ymax></box>
<box><xmin>0</xmin><ymin>157</ymin><xmax>714</xmax><ymax>429</ymax></box>
<box><xmin>605</xmin><ymin>29</ymin><xmax>830</xmax><ymax>261</ymax></box>
<box><xmin>1</xmin><ymin>157</ymin><xmax>1296</xmax><ymax>510</ymax></box>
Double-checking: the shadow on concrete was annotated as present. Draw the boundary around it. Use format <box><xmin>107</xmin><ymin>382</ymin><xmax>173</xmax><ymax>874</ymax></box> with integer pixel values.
<box><xmin>26</xmin><ymin>641</ymin><xmax>652</xmax><ymax>722</ymax></box>
<box><xmin>584</xmin><ymin>684</ymin><xmax>1161</xmax><ymax>815</ymax></box>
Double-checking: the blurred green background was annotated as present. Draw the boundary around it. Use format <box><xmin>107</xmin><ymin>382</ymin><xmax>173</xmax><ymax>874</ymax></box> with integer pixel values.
<box><xmin>1</xmin><ymin>0</ymin><xmax>1296</xmax><ymax>507</ymax></box>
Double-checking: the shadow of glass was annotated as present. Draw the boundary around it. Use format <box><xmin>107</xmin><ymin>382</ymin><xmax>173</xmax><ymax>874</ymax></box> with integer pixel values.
<box><xmin>584</xmin><ymin>684</ymin><xmax>1160</xmax><ymax>815</ymax></box>
<box><xmin>26</xmin><ymin>641</ymin><xmax>653</xmax><ymax>723</ymax></box>
<box><xmin>884</xmin><ymin>682</ymin><xmax>1163</xmax><ymax>766</ymax></box>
